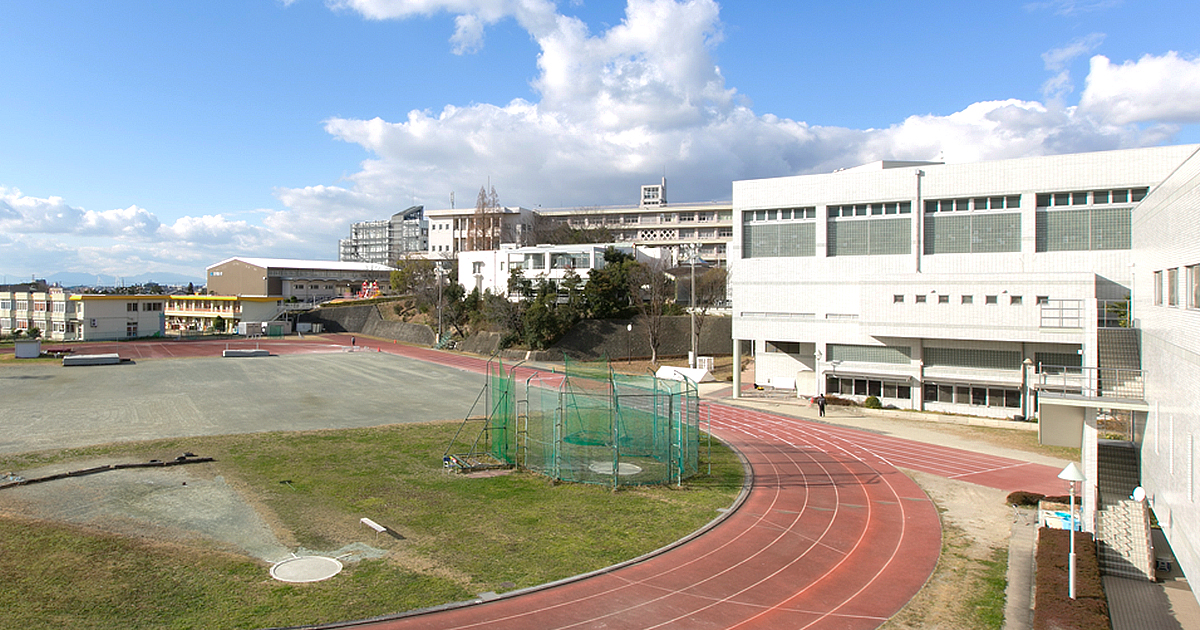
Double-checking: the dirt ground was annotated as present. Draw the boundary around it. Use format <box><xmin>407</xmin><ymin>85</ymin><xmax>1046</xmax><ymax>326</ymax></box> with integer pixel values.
<box><xmin>883</xmin><ymin>470</ymin><xmax>1014</xmax><ymax>629</ymax></box>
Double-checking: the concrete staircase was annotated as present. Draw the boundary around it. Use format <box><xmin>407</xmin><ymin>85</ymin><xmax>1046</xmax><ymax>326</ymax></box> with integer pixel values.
<box><xmin>1098</xmin><ymin>328</ymin><xmax>1141</xmax><ymax>372</ymax></box>
<box><xmin>1096</xmin><ymin>442</ymin><xmax>1155</xmax><ymax>580</ymax></box>
<box><xmin>1097</xmin><ymin>328</ymin><xmax>1145</xmax><ymax>400</ymax></box>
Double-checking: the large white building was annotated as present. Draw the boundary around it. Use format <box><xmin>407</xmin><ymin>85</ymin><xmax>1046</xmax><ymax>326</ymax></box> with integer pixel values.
<box><xmin>456</xmin><ymin>243</ymin><xmax>660</xmax><ymax>298</ymax></box>
<box><xmin>729</xmin><ymin>144</ymin><xmax>1200</xmax><ymax>603</ymax></box>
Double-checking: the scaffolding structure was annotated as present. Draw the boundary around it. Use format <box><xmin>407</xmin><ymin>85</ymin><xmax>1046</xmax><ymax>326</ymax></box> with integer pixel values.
<box><xmin>444</xmin><ymin>357</ymin><xmax>701</xmax><ymax>487</ymax></box>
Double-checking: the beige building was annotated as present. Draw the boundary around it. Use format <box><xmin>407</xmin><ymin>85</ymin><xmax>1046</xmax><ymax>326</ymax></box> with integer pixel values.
<box><xmin>206</xmin><ymin>257</ymin><xmax>394</xmax><ymax>303</ymax></box>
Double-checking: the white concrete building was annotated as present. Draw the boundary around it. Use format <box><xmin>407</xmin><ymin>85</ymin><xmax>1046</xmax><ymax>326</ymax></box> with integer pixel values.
<box><xmin>426</xmin><ymin>206</ymin><xmax>535</xmax><ymax>256</ymax></box>
<box><xmin>456</xmin><ymin>243</ymin><xmax>660</xmax><ymax>298</ymax></box>
<box><xmin>729</xmin><ymin>144</ymin><xmax>1200</xmax><ymax>603</ymax></box>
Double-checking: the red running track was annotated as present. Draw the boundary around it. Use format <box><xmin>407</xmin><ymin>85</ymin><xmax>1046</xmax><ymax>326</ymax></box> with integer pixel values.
<box><xmin>70</xmin><ymin>337</ymin><xmax>1064</xmax><ymax>629</ymax></box>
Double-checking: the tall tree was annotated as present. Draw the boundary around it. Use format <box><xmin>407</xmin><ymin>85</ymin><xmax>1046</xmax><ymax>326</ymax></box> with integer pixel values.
<box><xmin>583</xmin><ymin>248</ymin><xmax>638</xmax><ymax>319</ymax></box>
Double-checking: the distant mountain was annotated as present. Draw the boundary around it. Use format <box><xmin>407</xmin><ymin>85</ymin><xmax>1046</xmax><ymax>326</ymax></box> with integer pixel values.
<box><xmin>46</xmin><ymin>271</ymin><xmax>206</xmax><ymax>289</ymax></box>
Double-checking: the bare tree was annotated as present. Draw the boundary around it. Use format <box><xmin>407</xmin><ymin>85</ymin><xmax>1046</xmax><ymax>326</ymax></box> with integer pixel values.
<box><xmin>468</xmin><ymin>185</ymin><xmax>502</xmax><ymax>251</ymax></box>
<box><xmin>630</xmin><ymin>257</ymin><xmax>674</xmax><ymax>364</ymax></box>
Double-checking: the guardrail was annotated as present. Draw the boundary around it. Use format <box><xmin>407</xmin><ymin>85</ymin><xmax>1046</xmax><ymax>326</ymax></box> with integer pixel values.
<box><xmin>1037</xmin><ymin>365</ymin><xmax>1144</xmax><ymax>400</ymax></box>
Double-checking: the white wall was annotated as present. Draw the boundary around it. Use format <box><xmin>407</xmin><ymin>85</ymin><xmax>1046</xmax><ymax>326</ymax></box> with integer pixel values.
<box><xmin>1130</xmin><ymin>146</ymin><xmax>1200</xmax><ymax>597</ymax></box>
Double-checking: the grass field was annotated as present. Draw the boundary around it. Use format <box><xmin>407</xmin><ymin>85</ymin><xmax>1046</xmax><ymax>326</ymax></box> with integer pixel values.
<box><xmin>0</xmin><ymin>422</ymin><xmax>743</xmax><ymax>630</ymax></box>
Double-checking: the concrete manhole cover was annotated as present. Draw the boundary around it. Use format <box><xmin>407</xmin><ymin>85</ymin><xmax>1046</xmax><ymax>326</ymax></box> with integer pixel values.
<box><xmin>270</xmin><ymin>556</ymin><xmax>343</xmax><ymax>582</ymax></box>
<box><xmin>587</xmin><ymin>461</ymin><xmax>643</xmax><ymax>476</ymax></box>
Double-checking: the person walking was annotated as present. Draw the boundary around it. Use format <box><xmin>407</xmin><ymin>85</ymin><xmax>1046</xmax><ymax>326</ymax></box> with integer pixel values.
<box><xmin>351</xmin><ymin>336</ymin><xmax>356</xmax><ymax>350</ymax></box>
<box><xmin>816</xmin><ymin>394</ymin><xmax>826</xmax><ymax>417</ymax></box>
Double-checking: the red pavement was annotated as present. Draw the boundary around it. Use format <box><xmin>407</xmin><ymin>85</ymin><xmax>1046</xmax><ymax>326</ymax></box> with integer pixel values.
<box><xmin>72</xmin><ymin>336</ymin><xmax>1065</xmax><ymax>629</ymax></box>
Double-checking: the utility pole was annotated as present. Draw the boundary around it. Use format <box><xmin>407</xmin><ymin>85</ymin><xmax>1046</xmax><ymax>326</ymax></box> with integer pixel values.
<box><xmin>688</xmin><ymin>243</ymin><xmax>697</xmax><ymax>368</ymax></box>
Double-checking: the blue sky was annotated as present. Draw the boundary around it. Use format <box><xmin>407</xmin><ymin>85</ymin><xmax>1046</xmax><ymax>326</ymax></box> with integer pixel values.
<box><xmin>3</xmin><ymin>0</ymin><xmax>1200</xmax><ymax>282</ymax></box>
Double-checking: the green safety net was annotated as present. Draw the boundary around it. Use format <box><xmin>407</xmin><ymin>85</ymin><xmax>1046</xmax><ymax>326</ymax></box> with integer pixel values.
<box><xmin>484</xmin><ymin>356</ymin><xmax>699</xmax><ymax>487</ymax></box>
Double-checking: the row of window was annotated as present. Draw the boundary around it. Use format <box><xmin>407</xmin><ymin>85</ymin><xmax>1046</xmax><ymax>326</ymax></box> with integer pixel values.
<box><xmin>1035</xmin><ymin>188</ymin><xmax>1147</xmax><ymax>208</ymax></box>
<box><xmin>773</xmin><ymin>341</ymin><xmax>1071</xmax><ymax>373</ymax></box>
<box><xmin>1153</xmin><ymin>265</ymin><xmax>1200</xmax><ymax>308</ymax></box>
<box><xmin>743</xmin><ymin>206</ymin><xmax>1131</xmax><ymax>258</ymax></box>
<box><xmin>824</xmin><ymin>377</ymin><xmax>1022</xmax><ymax>409</ymax></box>
<box><xmin>828</xmin><ymin>202</ymin><xmax>912</xmax><ymax>218</ymax></box>
<box><xmin>923</xmin><ymin>382</ymin><xmax>1022</xmax><ymax>408</ymax></box>
<box><xmin>743</xmin><ymin>207</ymin><xmax>817</xmax><ymax>223</ymax></box>
<box><xmin>925</xmin><ymin>196</ymin><xmax>1021</xmax><ymax>213</ymax></box>
<box><xmin>894</xmin><ymin>293</ymin><xmax>1047</xmax><ymax>306</ymax></box>
<box><xmin>126</xmin><ymin>302</ymin><xmax>164</xmax><ymax>312</ymax></box>
<box><xmin>826</xmin><ymin>377</ymin><xmax>912</xmax><ymax>400</ymax></box>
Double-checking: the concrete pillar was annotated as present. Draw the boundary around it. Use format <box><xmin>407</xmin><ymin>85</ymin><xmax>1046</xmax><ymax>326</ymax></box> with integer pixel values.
<box><xmin>732</xmin><ymin>338</ymin><xmax>742</xmax><ymax>399</ymax></box>
<box><xmin>1082</xmin><ymin>407</ymin><xmax>1099</xmax><ymax>534</ymax></box>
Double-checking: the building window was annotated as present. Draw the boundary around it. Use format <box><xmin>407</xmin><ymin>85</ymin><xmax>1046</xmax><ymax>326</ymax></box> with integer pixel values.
<box><xmin>127</xmin><ymin>303</ymin><xmax>138</xmax><ymax>312</ymax></box>
<box><xmin>962</xmin><ymin>295</ymin><xmax>973</xmax><ymax>304</ymax></box>
<box><xmin>1189</xmin><ymin>265</ymin><xmax>1200</xmax><ymax>309</ymax></box>
<box><xmin>1035</xmin><ymin>206</ymin><xmax>1132</xmax><ymax>252</ymax></box>
<box><xmin>828</xmin><ymin>377</ymin><xmax>910</xmax><ymax>400</ymax></box>
<box><xmin>925</xmin><ymin>347</ymin><xmax>1021</xmax><ymax>370</ymax></box>
<box><xmin>1154</xmin><ymin>270</ymin><xmax>1163</xmax><ymax>305</ymax></box>
<box><xmin>1010</xmin><ymin>296</ymin><xmax>1022</xmax><ymax>305</ymax></box>
<box><xmin>765</xmin><ymin>340</ymin><xmax>802</xmax><ymax>354</ymax></box>
<box><xmin>827</xmin><ymin>344</ymin><xmax>912</xmax><ymax>364</ymax></box>
<box><xmin>1037</xmin><ymin>295</ymin><xmax>1049</xmax><ymax>305</ymax></box>
<box><xmin>893</xmin><ymin>295</ymin><xmax>904</xmax><ymax>303</ymax></box>
<box><xmin>986</xmin><ymin>295</ymin><xmax>998</xmax><ymax>305</ymax></box>
<box><xmin>1168</xmin><ymin>268</ymin><xmax>1179</xmax><ymax>306</ymax></box>
<box><xmin>938</xmin><ymin>294</ymin><xmax>950</xmax><ymax>304</ymax></box>
<box><xmin>915</xmin><ymin>295</ymin><xmax>927</xmax><ymax>303</ymax></box>
<box><xmin>827</xmin><ymin>216</ymin><xmax>911</xmax><ymax>256</ymax></box>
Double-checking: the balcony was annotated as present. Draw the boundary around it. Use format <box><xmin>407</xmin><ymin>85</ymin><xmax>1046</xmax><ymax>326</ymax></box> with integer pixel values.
<box><xmin>1036</xmin><ymin>365</ymin><xmax>1146</xmax><ymax>408</ymax></box>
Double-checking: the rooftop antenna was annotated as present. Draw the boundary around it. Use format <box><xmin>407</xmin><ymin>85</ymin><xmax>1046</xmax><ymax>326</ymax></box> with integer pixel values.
<box><xmin>450</xmin><ymin>192</ymin><xmax>455</xmax><ymax>209</ymax></box>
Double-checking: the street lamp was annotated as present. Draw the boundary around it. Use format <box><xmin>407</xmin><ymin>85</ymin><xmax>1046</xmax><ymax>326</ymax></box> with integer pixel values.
<box><xmin>814</xmin><ymin>349</ymin><xmax>823</xmax><ymax>395</ymax></box>
<box><xmin>434</xmin><ymin>266</ymin><xmax>446</xmax><ymax>342</ymax></box>
<box><xmin>1022</xmin><ymin>358</ymin><xmax>1035</xmax><ymax>420</ymax></box>
<box><xmin>626</xmin><ymin>322</ymin><xmax>633</xmax><ymax>364</ymax></box>
<box><xmin>1058</xmin><ymin>462</ymin><xmax>1087</xmax><ymax>599</ymax></box>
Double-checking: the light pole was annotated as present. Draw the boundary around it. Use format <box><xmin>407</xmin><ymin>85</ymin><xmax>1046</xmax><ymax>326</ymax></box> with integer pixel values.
<box><xmin>434</xmin><ymin>266</ymin><xmax>445</xmax><ymax>342</ymax></box>
<box><xmin>689</xmin><ymin>245</ymin><xmax>697</xmax><ymax>368</ymax></box>
<box><xmin>814</xmin><ymin>349</ymin><xmax>823</xmax><ymax>396</ymax></box>
<box><xmin>626</xmin><ymin>322</ymin><xmax>633</xmax><ymax>364</ymax></box>
<box><xmin>1022</xmin><ymin>357</ymin><xmax>1034</xmax><ymax>420</ymax></box>
<box><xmin>1058</xmin><ymin>462</ymin><xmax>1086</xmax><ymax>599</ymax></box>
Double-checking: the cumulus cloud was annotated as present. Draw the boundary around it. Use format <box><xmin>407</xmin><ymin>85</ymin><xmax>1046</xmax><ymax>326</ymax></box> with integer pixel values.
<box><xmin>0</xmin><ymin>186</ymin><xmax>282</xmax><ymax>278</ymax></box>
<box><xmin>285</xmin><ymin>0</ymin><xmax>1194</xmax><ymax>211</ymax></box>
<box><xmin>1079</xmin><ymin>52</ymin><xmax>1200</xmax><ymax>125</ymax></box>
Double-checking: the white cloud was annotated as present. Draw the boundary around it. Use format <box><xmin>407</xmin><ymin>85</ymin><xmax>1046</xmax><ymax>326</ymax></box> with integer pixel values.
<box><xmin>1079</xmin><ymin>52</ymin><xmax>1200</xmax><ymax>125</ymax></box>
<box><xmin>1024</xmin><ymin>0</ymin><xmax>1121</xmax><ymax>17</ymax></box>
<box><xmin>1041</xmin><ymin>34</ymin><xmax>1105</xmax><ymax>103</ymax></box>
<box><xmin>289</xmin><ymin>0</ymin><xmax>1188</xmax><ymax>212</ymax></box>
